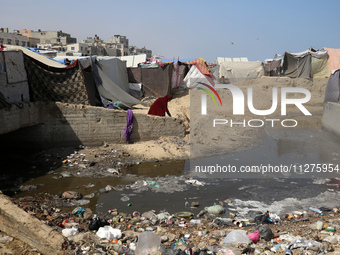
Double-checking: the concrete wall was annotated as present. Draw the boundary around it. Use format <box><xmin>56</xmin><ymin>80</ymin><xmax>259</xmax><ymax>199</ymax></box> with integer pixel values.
<box><xmin>0</xmin><ymin>101</ymin><xmax>186</xmax><ymax>148</ymax></box>
<box><xmin>322</xmin><ymin>102</ymin><xmax>340</xmax><ymax>138</ymax></box>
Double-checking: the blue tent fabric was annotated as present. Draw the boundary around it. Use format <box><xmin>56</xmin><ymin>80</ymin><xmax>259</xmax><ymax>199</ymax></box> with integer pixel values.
<box><xmin>158</xmin><ymin>58</ymin><xmax>195</xmax><ymax>64</ymax></box>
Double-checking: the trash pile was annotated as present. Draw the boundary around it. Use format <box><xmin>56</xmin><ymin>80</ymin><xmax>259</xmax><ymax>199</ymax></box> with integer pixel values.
<box><xmin>12</xmin><ymin>195</ymin><xmax>340</xmax><ymax>255</ymax></box>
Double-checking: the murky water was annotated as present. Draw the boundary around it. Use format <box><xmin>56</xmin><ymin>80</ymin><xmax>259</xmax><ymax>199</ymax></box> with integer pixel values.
<box><xmin>2</xmin><ymin>115</ymin><xmax>340</xmax><ymax>216</ymax></box>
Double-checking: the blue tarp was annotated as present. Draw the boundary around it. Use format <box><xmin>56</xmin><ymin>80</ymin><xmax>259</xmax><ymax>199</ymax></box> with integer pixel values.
<box><xmin>158</xmin><ymin>58</ymin><xmax>195</xmax><ymax>64</ymax></box>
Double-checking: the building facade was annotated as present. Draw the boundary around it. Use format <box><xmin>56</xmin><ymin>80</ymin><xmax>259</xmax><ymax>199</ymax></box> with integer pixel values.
<box><xmin>106</xmin><ymin>35</ymin><xmax>129</xmax><ymax>56</ymax></box>
<box><xmin>129</xmin><ymin>45</ymin><xmax>152</xmax><ymax>59</ymax></box>
<box><xmin>0</xmin><ymin>28</ymin><xmax>29</xmax><ymax>47</ymax></box>
<box><xmin>66</xmin><ymin>43</ymin><xmax>90</xmax><ymax>55</ymax></box>
<box><xmin>29</xmin><ymin>30</ymin><xmax>76</xmax><ymax>46</ymax></box>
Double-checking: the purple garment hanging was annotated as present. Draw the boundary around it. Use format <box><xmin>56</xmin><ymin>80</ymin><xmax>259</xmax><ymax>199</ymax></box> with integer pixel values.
<box><xmin>123</xmin><ymin>109</ymin><xmax>133</xmax><ymax>142</ymax></box>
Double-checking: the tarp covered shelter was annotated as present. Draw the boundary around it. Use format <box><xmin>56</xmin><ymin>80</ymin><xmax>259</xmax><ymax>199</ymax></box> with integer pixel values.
<box><xmin>281</xmin><ymin>49</ymin><xmax>330</xmax><ymax>78</ymax></box>
<box><xmin>324</xmin><ymin>48</ymin><xmax>340</xmax><ymax>73</ymax></box>
<box><xmin>324</xmin><ymin>69</ymin><xmax>340</xmax><ymax>103</ymax></box>
<box><xmin>24</xmin><ymin>55</ymin><xmax>92</xmax><ymax>105</ymax></box>
<box><xmin>171</xmin><ymin>61</ymin><xmax>189</xmax><ymax>89</ymax></box>
<box><xmin>219</xmin><ymin>61</ymin><xmax>264</xmax><ymax>83</ymax></box>
<box><xmin>91</xmin><ymin>59</ymin><xmax>142</xmax><ymax>108</ymax></box>
<box><xmin>264</xmin><ymin>59</ymin><xmax>282</xmax><ymax>76</ymax></box>
<box><xmin>97</xmin><ymin>57</ymin><xmax>130</xmax><ymax>93</ymax></box>
<box><xmin>215</xmin><ymin>57</ymin><xmax>249</xmax><ymax>65</ymax></box>
<box><xmin>7</xmin><ymin>45</ymin><xmax>66</xmax><ymax>68</ymax></box>
<box><xmin>141</xmin><ymin>63</ymin><xmax>173</xmax><ymax>97</ymax></box>
<box><xmin>282</xmin><ymin>52</ymin><xmax>311</xmax><ymax>79</ymax></box>
<box><xmin>182</xmin><ymin>65</ymin><xmax>214</xmax><ymax>88</ymax></box>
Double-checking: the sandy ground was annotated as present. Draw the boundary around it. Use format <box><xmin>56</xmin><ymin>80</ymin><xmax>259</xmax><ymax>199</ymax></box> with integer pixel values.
<box><xmin>110</xmin><ymin>77</ymin><xmax>328</xmax><ymax>162</ymax></box>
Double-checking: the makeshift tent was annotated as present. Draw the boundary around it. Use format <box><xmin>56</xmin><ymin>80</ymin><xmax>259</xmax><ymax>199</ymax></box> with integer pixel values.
<box><xmin>97</xmin><ymin>58</ymin><xmax>130</xmax><ymax>93</ymax></box>
<box><xmin>127</xmin><ymin>67</ymin><xmax>142</xmax><ymax>83</ymax></box>
<box><xmin>219</xmin><ymin>61</ymin><xmax>264</xmax><ymax>83</ymax></box>
<box><xmin>141</xmin><ymin>63</ymin><xmax>173</xmax><ymax>97</ymax></box>
<box><xmin>91</xmin><ymin>60</ymin><xmax>141</xmax><ymax>108</ymax></box>
<box><xmin>171</xmin><ymin>61</ymin><xmax>189</xmax><ymax>89</ymax></box>
<box><xmin>311</xmin><ymin>54</ymin><xmax>329</xmax><ymax>78</ymax></box>
<box><xmin>215</xmin><ymin>57</ymin><xmax>248</xmax><ymax>65</ymax></box>
<box><xmin>7</xmin><ymin>45</ymin><xmax>66</xmax><ymax>68</ymax></box>
<box><xmin>24</xmin><ymin>54</ymin><xmax>92</xmax><ymax>105</ymax></box>
<box><xmin>264</xmin><ymin>59</ymin><xmax>282</xmax><ymax>76</ymax></box>
<box><xmin>281</xmin><ymin>52</ymin><xmax>311</xmax><ymax>79</ymax></box>
<box><xmin>324</xmin><ymin>48</ymin><xmax>340</xmax><ymax>73</ymax></box>
<box><xmin>182</xmin><ymin>65</ymin><xmax>214</xmax><ymax>88</ymax></box>
<box><xmin>210</xmin><ymin>66</ymin><xmax>220</xmax><ymax>81</ymax></box>
<box><xmin>324</xmin><ymin>69</ymin><xmax>340</xmax><ymax>103</ymax></box>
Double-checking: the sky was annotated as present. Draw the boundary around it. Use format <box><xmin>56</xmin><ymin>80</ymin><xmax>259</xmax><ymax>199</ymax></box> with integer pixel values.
<box><xmin>2</xmin><ymin>0</ymin><xmax>340</xmax><ymax>63</ymax></box>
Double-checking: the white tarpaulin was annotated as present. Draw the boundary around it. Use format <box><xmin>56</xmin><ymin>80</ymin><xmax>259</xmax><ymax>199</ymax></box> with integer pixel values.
<box><xmin>118</xmin><ymin>54</ymin><xmax>146</xmax><ymax>67</ymax></box>
<box><xmin>219</xmin><ymin>61</ymin><xmax>264</xmax><ymax>83</ymax></box>
<box><xmin>182</xmin><ymin>65</ymin><xmax>214</xmax><ymax>88</ymax></box>
<box><xmin>215</xmin><ymin>57</ymin><xmax>249</xmax><ymax>65</ymax></box>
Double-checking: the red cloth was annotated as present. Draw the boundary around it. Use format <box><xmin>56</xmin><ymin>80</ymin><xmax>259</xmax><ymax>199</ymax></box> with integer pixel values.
<box><xmin>148</xmin><ymin>95</ymin><xmax>172</xmax><ymax>116</ymax></box>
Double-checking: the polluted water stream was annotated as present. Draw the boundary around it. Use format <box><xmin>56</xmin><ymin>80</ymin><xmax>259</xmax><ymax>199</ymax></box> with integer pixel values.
<box><xmin>2</xmin><ymin>115</ymin><xmax>340</xmax><ymax>218</ymax></box>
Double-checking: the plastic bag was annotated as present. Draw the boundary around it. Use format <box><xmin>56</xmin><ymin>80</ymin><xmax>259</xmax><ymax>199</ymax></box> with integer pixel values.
<box><xmin>247</xmin><ymin>230</ymin><xmax>260</xmax><ymax>244</ymax></box>
<box><xmin>89</xmin><ymin>215</ymin><xmax>109</xmax><ymax>231</ymax></box>
<box><xmin>205</xmin><ymin>205</ymin><xmax>224</xmax><ymax>214</ymax></box>
<box><xmin>62</xmin><ymin>227</ymin><xmax>79</xmax><ymax>237</ymax></box>
<box><xmin>223</xmin><ymin>230</ymin><xmax>251</xmax><ymax>245</ymax></box>
<box><xmin>135</xmin><ymin>231</ymin><xmax>162</xmax><ymax>255</ymax></box>
<box><xmin>96</xmin><ymin>226</ymin><xmax>122</xmax><ymax>240</ymax></box>
<box><xmin>253</xmin><ymin>225</ymin><xmax>274</xmax><ymax>241</ymax></box>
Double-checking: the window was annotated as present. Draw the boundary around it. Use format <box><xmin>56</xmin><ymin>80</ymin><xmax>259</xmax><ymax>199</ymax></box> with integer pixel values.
<box><xmin>71</xmin><ymin>47</ymin><xmax>75</xmax><ymax>50</ymax></box>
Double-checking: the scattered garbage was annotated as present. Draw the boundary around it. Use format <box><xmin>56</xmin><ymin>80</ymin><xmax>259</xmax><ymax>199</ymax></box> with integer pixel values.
<box><xmin>10</xmin><ymin>193</ymin><xmax>340</xmax><ymax>254</ymax></box>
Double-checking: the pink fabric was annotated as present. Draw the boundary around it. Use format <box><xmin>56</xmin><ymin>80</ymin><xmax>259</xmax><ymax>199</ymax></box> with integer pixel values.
<box><xmin>247</xmin><ymin>230</ymin><xmax>260</xmax><ymax>244</ymax></box>
<box><xmin>187</xmin><ymin>58</ymin><xmax>215</xmax><ymax>86</ymax></box>
<box><xmin>324</xmin><ymin>48</ymin><xmax>340</xmax><ymax>72</ymax></box>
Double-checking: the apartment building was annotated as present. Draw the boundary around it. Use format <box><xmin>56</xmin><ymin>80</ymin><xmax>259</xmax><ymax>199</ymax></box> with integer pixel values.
<box><xmin>129</xmin><ymin>45</ymin><xmax>152</xmax><ymax>59</ymax></box>
<box><xmin>0</xmin><ymin>28</ymin><xmax>29</xmax><ymax>47</ymax></box>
